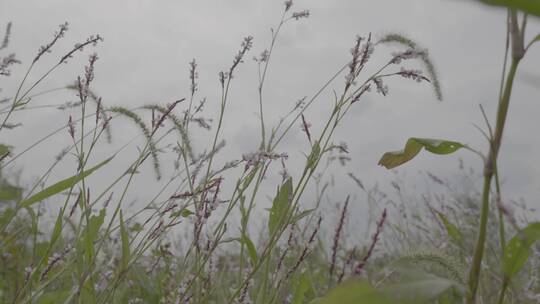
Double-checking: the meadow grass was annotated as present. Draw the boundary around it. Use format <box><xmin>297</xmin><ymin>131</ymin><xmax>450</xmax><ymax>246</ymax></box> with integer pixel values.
<box><xmin>1</xmin><ymin>2</ymin><xmax>539</xmax><ymax>303</ymax></box>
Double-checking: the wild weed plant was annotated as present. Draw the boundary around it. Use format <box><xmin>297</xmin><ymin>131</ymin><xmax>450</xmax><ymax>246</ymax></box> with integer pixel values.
<box><xmin>1</xmin><ymin>1</ymin><xmax>539</xmax><ymax>303</ymax></box>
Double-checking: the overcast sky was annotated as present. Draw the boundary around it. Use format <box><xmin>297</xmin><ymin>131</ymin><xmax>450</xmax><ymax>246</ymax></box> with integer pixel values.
<box><xmin>1</xmin><ymin>0</ymin><xmax>539</xmax><ymax>225</ymax></box>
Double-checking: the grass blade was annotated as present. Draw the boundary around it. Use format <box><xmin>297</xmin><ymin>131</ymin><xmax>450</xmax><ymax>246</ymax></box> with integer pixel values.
<box><xmin>19</xmin><ymin>156</ymin><xmax>114</xmax><ymax>208</ymax></box>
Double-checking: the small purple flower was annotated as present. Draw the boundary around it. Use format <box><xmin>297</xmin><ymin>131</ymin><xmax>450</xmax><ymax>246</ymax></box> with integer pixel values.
<box><xmin>373</xmin><ymin>77</ymin><xmax>388</xmax><ymax>96</ymax></box>
<box><xmin>397</xmin><ymin>67</ymin><xmax>429</xmax><ymax>82</ymax></box>
<box><xmin>390</xmin><ymin>48</ymin><xmax>427</xmax><ymax>64</ymax></box>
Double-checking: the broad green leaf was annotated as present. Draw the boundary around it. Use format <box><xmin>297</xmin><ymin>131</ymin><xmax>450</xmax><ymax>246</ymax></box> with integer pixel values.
<box><xmin>292</xmin><ymin>272</ymin><xmax>311</xmax><ymax>304</ymax></box>
<box><xmin>313</xmin><ymin>279</ymin><xmax>392</xmax><ymax>304</ymax></box>
<box><xmin>120</xmin><ymin>211</ymin><xmax>130</xmax><ymax>271</ymax></box>
<box><xmin>435</xmin><ymin>211</ymin><xmax>463</xmax><ymax>245</ymax></box>
<box><xmin>19</xmin><ymin>156</ymin><xmax>114</xmax><ymax>207</ymax></box>
<box><xmin>0</xmin><ymin>183</ymin><xmax>22</xmax><ymax>202</ymax></box>
<box><xmin>240</xmin><ymin>233</ymin><xmax>258</xmax><ymax>265</ymax></box>
<box><xmin>268</xmin><ymin>178</ymin><xmax>293</xmax><ymax>236</ymax></box>
<box><xmin>503</xmin><ymin>222</ymin><xmax>540</xmax><ymax>279</ymax></box>
<box><xmin>479</xmin><ymin>0</ymin><xmax>540</xmax><ymax>17</ymax></box>
<box><xmin>83</xmin><ymin>209</ymin><xmax>106</xmax><ymax>261</ymax></box>
<box><xmin>378</xmin><ymin>138</ymin><xmax>464</xmax><ymax>169</ymax></box>
<box><xmin>307</xmin><ymin>141</ymin><xmax>321</xmax><ymax>170</ymax></box>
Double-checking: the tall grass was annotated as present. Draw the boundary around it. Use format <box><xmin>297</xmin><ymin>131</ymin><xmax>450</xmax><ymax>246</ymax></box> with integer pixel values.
<box><xmin>1</xmin><ymin>1</ymin><xmax>539</xmax><ymax>304</ymax></box>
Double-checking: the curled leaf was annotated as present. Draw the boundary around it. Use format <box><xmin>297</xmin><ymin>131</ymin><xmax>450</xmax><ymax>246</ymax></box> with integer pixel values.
<box><xmin>378</xmin><ymin>138</ymin><xmax>464</xmax><ymax>169</ymax></box>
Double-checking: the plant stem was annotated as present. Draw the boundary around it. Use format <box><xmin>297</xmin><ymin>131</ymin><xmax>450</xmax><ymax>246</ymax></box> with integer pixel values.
<box><xmin>497</xmin><ymin>280</ymin><xmax>509</xmax><ymax>304</ymax></box>
<box><xmin>466</xmin><ymin>56</ymin><xmax>520</xmax><ymax>304</ymax></box>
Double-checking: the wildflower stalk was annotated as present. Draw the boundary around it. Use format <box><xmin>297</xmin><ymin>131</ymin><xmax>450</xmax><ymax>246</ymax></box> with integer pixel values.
<box><xmin>256</xmin><ymin>10</ymin><xmax>287</xmax><ymax>149</ymax></box>
<box><xmin>0</xmin><ymin>32</ymin><xmax>101</xmax><ymax>133</ymax></box>
<box><xmin>238</xmin><ymin>6</ymin><xmax>297</xmax><ymax>287</ymax></box>
<box><xmin>466</xmin><ymin>9</ymin><xmax>524</xmax><ymax>304</ymax></box>
<box><xmin>227</xmin><ymin>36</ymin><xmax>401</xmax><ymax>302</ymax></box>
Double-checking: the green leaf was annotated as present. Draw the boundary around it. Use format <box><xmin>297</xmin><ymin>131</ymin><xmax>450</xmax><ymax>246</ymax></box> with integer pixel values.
<box><xmin>0</xmin><ymin>182</ymin><xmax>23</xmax><ymax>202</ymax></box>
<box><xmin>240</xmin><ymin>233</ymin><xmax>258</xmax><ymax>265</ymax></box>
<box><xmin>313</xmin><ymin>279</ymin><xmax>392</xmax><ymax>304</ymax></box>
<box><xmin>530</xmin><ymin>34</ymin><xmax>540</xmax><ymax>48</ymax></box>
<box><xmin>478</xmin><ymin>0</ymin><xmax>540</xmax><ymax>17</ymax></box>
<box><xmin>382</xmin><ymin>272</ymin><xmax>463</xmax><ymax>303</ymax></box>
<box><xmin>170</xmin><ymin>208</ymin><xmax>194</xmax><ymax>218</ymax></box>
<box><xmin>307</xmin><ymin>141</ymin><xmax>321</xmax><ymax>170</ymax></box>
<box><xmin>0</xmin><ymin>207</ymin><xmax>14</xmax><ymax>228</ymax></box>
<box><xmin>292</xmin><ymin>272</ymin><xmax>311</xmax><ymax>304</ymax></box>
<box><xmin>0</xmin><ymin>144</ymin><xmax>11</xmax><ymax>156</ymax></box>
<box><xmin>268</xmin><ymin>177</ymin><xmax>293</xmax><ymax>236</ymax></box>
<box><xmin>180</xmin><ymin>208</ymin><xmax>194</xmax><ymax>217</ymax></box>
<box><xmin>435</xmin><ymin>211</ymin><xmax>463</xmax><ymax>245</ymax></box>
<box><xmin>130</xmin><ymin>222</ymin><xmax>143</xmax><ymax>232</ymax></box>
<box><xmin>83</xmin><ymin>209</ymin><xmax>106</xmax><ymax>261</ymax></box>
<box><xmin>19</xmin><ymin>156</ymin><xmax>114</xmax><ymax>207</ymax></box>
<box><xmin>120</xmin><ymin>211</ymin><xmax>130</xmax><ymax>271</ymax></box>
<box><xmin>378</xmin><ymin>138</ymin><xmax>464</xmax><ymax>169</ymax></box>
<box><xmin>50</xmin><ymin>209</ymin><xmax>63</xmax><ymax>245</ymax></box>
<box><xmin>503</xmin><ymin>222</ymin><xmax>540</xmax><ymax>280</ymax></box>
<box><xmin>291</xmin><ymin>208</ymin><xmax>316</xmax><ymax>224</ymax></box>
